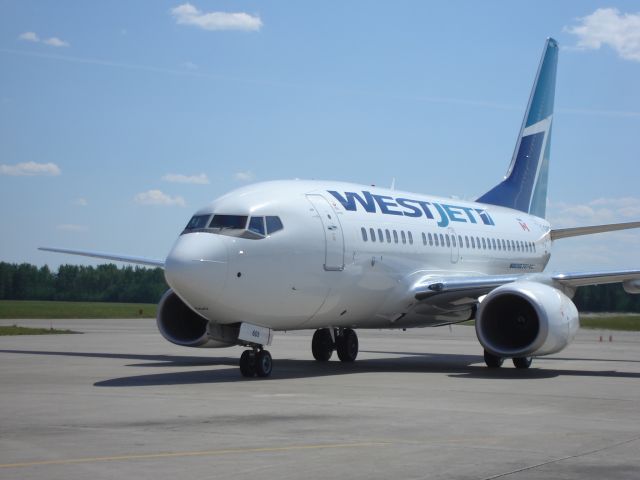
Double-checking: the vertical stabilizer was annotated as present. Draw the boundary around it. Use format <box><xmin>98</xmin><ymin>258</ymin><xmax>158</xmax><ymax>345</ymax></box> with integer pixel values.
<box><xmin>476</xmin><ymin>38</ymin><xmax>558</xmax><ymax>219</ymax></box>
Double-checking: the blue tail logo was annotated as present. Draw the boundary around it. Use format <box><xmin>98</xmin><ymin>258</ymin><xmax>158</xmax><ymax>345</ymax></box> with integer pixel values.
<box><xmin>477</xmin><ymin>38</ymin><xmax>558</xmax><ymax>219</ymax></box>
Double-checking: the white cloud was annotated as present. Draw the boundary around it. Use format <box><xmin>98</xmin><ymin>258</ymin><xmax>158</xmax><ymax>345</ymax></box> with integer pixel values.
<box><xmin>134</xmin><ymin>189</ymin><xmax>186</xmax><ymax>207</ymax></box>
<box><xmin>18</xmin><ymin>31</ymin><xmax>70</xmax><ymax>47</ymax></box>
<box><xmin>565</xmin><ymin>8</ymin><xmax>640</xmax><ymax>61</ymax></box>
<box><xmin>548</xmin><ymin>197</ymin><xmax>640</xmax><ymax>227</ymax></box>
<box><xmin>171</xmin><ymin>3</ymin><xmax>262</xmax><ymax>31</ymax></box>
<box><xmin>234</xmin><ymin>170</ymin><xmax>255</xmax><ymax>182</ymax></box>
<box><xmin>19</xmin><ymin>32</ymin><xmax>39</xmax><ymax>42</ymax></box>
<box><xmin>162</xmin><ymin>173</ymin><xmax>209</xmax><ymax>184</ymax></box>
<box><xmin>56</xmin><ymin>224</ymin><xmax>88</xmax><ymax>232</ymax></box>
<box><xmin>0</xmin><ymin>161</ymin><xmax>61</xmax><ymax>176</ymax></box>
<box><xmin>73</xmin><ymin>198</ymin><xmax>88</xmax><ymax>207</ymax></box>
<box><xmin>43</xmin><ymin>37</ymin><xmax>70</xmax><ymax>48</ymax></box>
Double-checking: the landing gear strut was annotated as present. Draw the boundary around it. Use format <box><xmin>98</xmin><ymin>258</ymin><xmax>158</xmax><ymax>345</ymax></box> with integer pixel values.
<box><xmin>312</xmin><ymin>328</ymin><xmax>359</xmax><ymax>362</ymax></box>
<box><xmin>239</xmin><ymin>347</ymin><xmax>273</xmax><ymax>378</ymax></box>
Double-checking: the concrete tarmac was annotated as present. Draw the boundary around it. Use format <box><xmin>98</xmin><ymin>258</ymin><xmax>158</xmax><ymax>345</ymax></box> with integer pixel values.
<box><xmin>1</xmin><ymin>319</ymin><xmax>639</xmax><ymax>480</ymax></box>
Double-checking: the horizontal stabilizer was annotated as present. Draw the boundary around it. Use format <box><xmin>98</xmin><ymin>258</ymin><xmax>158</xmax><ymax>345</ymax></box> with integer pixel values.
<box><xmin>39</xmin><ymin>247</ymin><xmax>164</xmax><ymax>268</ymax></box>
<box><xmin>550</xmin><ymin>221</ymin><xmax>640</xmax><ymax>240</ymax></box>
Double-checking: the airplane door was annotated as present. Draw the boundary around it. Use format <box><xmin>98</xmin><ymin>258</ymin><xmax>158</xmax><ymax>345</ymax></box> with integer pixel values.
<box><xmin>449</xmin><ymin>227</ymin><xmax>459</xmax><ymax>264</ymax></box>
<box><xmin>306</xmin><ymin>194</ymin><xmax>345</xmax><ymax>271</ymax></box>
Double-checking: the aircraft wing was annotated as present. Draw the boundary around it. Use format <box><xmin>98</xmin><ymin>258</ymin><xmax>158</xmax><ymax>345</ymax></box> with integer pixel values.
<box><xmin>38</xmin><ymin>247</ymin><xmax>165</xmax><ymax>268</ymax></box>
<box><xmin>413</xmin><ymin>269</ymin><xmax>640</xmax><ymax>301</ymax></box>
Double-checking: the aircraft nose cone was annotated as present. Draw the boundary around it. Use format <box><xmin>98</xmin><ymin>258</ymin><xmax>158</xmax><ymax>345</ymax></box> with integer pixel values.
<box><xmin>164</xmin><ymin>233</ymin><xmax>229</xmax><ymax>305</ymax></box>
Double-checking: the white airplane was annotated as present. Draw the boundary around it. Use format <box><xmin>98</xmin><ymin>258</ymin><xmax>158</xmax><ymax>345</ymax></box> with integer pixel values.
<box><xmin>42</xmin><ymin>38</ymin><xmax>640</xmax><ymax>378</ymax></box>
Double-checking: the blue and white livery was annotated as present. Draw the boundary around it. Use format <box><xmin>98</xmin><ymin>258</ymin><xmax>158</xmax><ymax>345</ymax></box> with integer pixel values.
<box><xmin>42</xmin><ymin>39</ymin><xmax>640</xmax><ymax>377</ymax></box>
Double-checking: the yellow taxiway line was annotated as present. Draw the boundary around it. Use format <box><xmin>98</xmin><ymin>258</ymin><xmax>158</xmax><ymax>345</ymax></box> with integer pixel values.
<box><xmin>0</xmin><ymin>441</ymin><xmax>390</xmax><ymax>469</ymax></box>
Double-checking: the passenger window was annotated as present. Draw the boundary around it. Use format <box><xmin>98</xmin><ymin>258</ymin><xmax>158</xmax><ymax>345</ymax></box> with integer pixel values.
<box><xmin>266</xmin><ymin>216</ymin><xmax>284</xmax><ymax>234</ymax></box>
<box><xmin>452</xmin><ymin>235</ymin><xmax>457</xmax><ymax>247</ymax></box>
<box><xmin>482</xmin><ymin>238</ymin><xmax>486</xmax><ymax>250</ymax></box>
<box><xmin>422</xmin><ymin>232</ymin><xmax>427</xmax><ymax>246</ymax></box>
<box><xmin>465</xmin><ymin>236</ymin><xmax>469</xmax><ymax>248</ymax></box>
<box><xmin>370</xmin><ymin>228</ymin><xmax>376</xmax><ymax>242</ymax></box>
<box><xmin>492</xmin><ymin>239</ymin><xmax>497</xmax><ymax>250</ymax></box>
<box><xmin>248</xmin><ymin>216</ymin><xmax>266</xmax><ymax>236</ymax></box>
<box><xmin>408</xmin><ymin>231</ymin><xmax>413</xmax><ymax>245</ymax></box>
<box><xmin>471</xmin><ymin>237</ymin><xmax>475</xmax><ymax>249</ymax></box>
<box><xmin>502</xmin><ymin>239</ymin><xmax>506</xmax><ymax>250</ymax></box>
<box><xmin>393</xmin><ymin>230</ymin><xmax>398</xmax><ymax>243</ymax></box>
<box><xmin>434</xmin><ymin>234</ymin><xmax>439</xmax><ymax>247</ymax></box>
<box><xmin>458</xmin><ymin>235</ymin><xmax>463</xmax><ymax>247</ymax></box>
<box><xmin>361</xmin><ymin>227</ymin><xmax>368</xmax><ymax>242</ymax></box>
<box><xmin>445</xmin><ymin>234</ymin><xmax>450</xmax><ymax>247</ymax></box>
<box><xmin>386</xmin><ymin>229</ymin><xmax>391</xmax><ymax>243</ymax></box>
<box><xmin>210</xmin><ymin>215</ymin><xmax>248</xmax><ymax>230</ymax></box>
<box><xmin>378</xmin><ymin>228</ymin><xmax>384</xmax><ymax>242</ymax></box>
<box><xmin>401</xmin><ymin>231</ymin><xmax>406</xmax><ymax>244</ymax></box>
<box><xmin>439</xmin><ymin>234</ymin><xmax>445</xmax><ymax>246</ymax></box>
<box><xmin>428</xmin><ymin>233</ymin><xmax>433</xmax><ymax>246</ymax></box>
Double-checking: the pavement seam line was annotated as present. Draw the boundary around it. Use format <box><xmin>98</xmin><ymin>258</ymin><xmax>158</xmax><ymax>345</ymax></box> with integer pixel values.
<box><xmin>481</xmin><ymin>435</ymin><xmax>640</xmax><ymax>480</ymax></box>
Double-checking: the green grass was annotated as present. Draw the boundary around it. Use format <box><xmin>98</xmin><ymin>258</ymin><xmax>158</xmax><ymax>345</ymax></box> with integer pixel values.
<box><xmin>462</xmin><ymin>314</ymin><xmax>640</xmax><ymax>331</ymax></box>
<box><xmin>579</xmin><ymin>314</ymin><xmax>640</xmax><ymax>331</ymax></box>
<box><xmin>0</xmin><ymin>325</ymin><xmax>80</xmax><ymax>336</ymax></box>
<box><xmin>0</xmin><ymin>300</ymin><xmax>157</xmax><ymax>319</ymax></box>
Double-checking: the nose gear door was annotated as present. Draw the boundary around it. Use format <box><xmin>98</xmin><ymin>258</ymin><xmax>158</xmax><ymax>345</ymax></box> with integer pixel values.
<box><xmin>306</xmin><ymin>194</ymin><xmax>345</xmax><ymax>271</ymax></box>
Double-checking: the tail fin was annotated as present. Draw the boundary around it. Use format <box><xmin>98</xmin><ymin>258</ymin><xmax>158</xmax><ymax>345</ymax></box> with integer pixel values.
<box><xmin>476</xmin><ymin>38</ymin><xmax>558</xmax><ymax>219</ymax></box>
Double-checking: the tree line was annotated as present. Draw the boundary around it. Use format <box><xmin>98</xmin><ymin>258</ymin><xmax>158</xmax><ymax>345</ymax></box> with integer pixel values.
<box><xmin>0</xmin><ymin>262</ymin><xmax>168</xmax><ymax>303</ymax></box>
<box><xmin>0</xmin><ymin>261</ymin><xmax>639</xmax><ymax>311</ymax></box>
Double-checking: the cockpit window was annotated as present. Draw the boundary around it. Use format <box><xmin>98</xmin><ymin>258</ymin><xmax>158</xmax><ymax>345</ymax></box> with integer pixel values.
<box><xmin>209</xmin><ymin>215</ymin><xmax>248</xmax><ymax>230</ymax></box>
<box><xmin>266</xmin><ymin>216</ymin><xmax>284</xmax><ymax>234</ymax></box>
<box><xmin>184</xmin><ymin>214</ymin><xmax>210</xmax><ymax>231</ymax></box>
<box><xmin>248</xmin><ymin>216</ymin><xmax>266</xmax><ymax>236</ymax></box>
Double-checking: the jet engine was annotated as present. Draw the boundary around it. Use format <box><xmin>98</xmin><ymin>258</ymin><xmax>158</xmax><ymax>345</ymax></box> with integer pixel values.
<box><xmin>156</xmin><ymin>289</ymin><xmax>239</xmax><ymax>348</ymax></box>
<box><xmin>475</xmin><ymin>281</ymin><xmax>579</xmax><ymax>358</ymax></box>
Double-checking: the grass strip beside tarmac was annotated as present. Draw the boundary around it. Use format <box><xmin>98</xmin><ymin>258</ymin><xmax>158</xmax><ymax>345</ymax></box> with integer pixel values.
<box><xmin>0</xmin><ymin>300</ymin><xmax>157</xmax><ymax>319</ymax></box>
<box><xmin>0</xmin><ymin>325</ymin><xmax>80</xmax><ymax>336</ymax></box>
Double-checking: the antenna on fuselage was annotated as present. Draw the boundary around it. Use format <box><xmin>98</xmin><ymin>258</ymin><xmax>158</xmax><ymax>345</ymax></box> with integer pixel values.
<box><xmin>390</xmin><ymin>178</ymin><xmax>396</xmax><ymax>191</ymax></box>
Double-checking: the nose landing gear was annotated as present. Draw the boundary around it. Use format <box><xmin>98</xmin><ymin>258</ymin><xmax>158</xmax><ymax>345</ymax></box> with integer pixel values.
<box><xmin>239</xmin><ymin>347</ymin><xmax>273</xmax><ymax>378</ymax></box>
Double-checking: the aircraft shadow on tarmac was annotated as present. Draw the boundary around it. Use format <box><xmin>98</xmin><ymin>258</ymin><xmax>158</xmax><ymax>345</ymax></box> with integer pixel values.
<box><xmin>1</xmin><ymin>348</ymin><xmax>639</xmax><ymax>386</ymax></box>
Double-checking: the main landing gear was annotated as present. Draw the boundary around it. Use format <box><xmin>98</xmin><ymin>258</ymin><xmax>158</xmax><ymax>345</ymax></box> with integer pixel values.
<box><xmin>239</xmin><ymin>347</ymin><xmax>273</xmax><ymax>378</ymax></box>
<box><xmin>483</xmin><ymin>350</ymin><xmax>533</xmax><ymax>369</ymax></box>
<box><xmin>312</xmin><ymin>328</ymin><xmax>359</xmax><ymax>362</ymax></box>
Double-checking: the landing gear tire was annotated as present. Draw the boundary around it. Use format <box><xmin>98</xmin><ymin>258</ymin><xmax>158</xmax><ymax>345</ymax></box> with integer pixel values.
<box><xmin>513</xmin><ymin>356</ymin><xmax>533</xmax><ymax>369</ymax></box>
<box><xmin>484</xmin><ymin>350</ymin><xmax>504</xmax><ymax>368</ymax></box>
<box><xmin>312</xmin><ymin>328</ymin><xmax>334</xmax><ymax>361</ymax></box>
<box><xmin>239</xmin><ymin>350</ymin><xmax>256</xmax><ymax>377</ymax></box>
<box><xmin>336</xmin><ymin>328</ymin><xmax>358</xmax><ymax>362</ymax></box>
<box><xmin>255</xmin><ymin>350</ymin><xmax>273</xmax><ymax>377</ymax></box>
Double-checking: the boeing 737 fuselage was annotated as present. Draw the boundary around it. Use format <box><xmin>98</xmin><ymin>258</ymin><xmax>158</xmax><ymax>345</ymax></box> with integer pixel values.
<box><xmin>42</xmin><ymin>38</ymin><xmax>640</xmax><ymax>377</ymax></box>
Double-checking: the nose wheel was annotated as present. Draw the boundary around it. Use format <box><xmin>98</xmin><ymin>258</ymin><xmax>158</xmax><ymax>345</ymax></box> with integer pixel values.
<box><xmin>239</xmin><ymin>348</ymin><xmax>273</xmax><ymax>378</ymax></box>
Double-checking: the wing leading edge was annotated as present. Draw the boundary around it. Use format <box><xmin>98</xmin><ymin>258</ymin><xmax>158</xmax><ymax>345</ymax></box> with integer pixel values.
<box><xmin>38</xmin><ymin>247</ymin><xmax>164</xmax><ymax>268</ymax></box>
<box><xmin>413</xmin><ymin>269</ymin><xmax>640</xmax><ymax>302</ymax></box>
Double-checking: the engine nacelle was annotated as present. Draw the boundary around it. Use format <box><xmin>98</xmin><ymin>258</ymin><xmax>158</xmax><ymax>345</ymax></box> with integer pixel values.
<box><xmin>475</xmin><ymin>281</ymin><xmax>579</xmax><ymax>358</ymax></box>
<box><xmin>156</xmin><ymin>289</ymin><xmax>239</xmax><ymax>348</ymax></box>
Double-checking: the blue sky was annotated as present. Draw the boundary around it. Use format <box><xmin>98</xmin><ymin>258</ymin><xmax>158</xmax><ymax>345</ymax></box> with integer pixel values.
<box><xmin>1</xmin><ymin>1</ymin><xmax>639</xmax><ymax>271</ymax></box>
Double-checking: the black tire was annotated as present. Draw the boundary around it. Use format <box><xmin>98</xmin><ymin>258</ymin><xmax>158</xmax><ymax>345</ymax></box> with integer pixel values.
<box><xmin>484</xmin><ymin>350</ymin><xmax>504</xmax><ymax>368</ymax></box>
<box><xmin>239</xmin><ymin>350</ymin><xmax>256</xmax><ymax>377</ymax></box>
<box><xmin>336</xmin><ymin>328</ymin><xmax>358</xmax><ymax>362</ymax></box>
<box><xmin>312</xmin><ymin>328</ymin><xmax>334</xmax><ymax>361</ymax></box>
<box><xmin>513</xmin><ymin>356</ymin><xmax>533</xmax><ymax>369</ymax></box>
<box><xmin>255</xmin><ymin>350</ymin><xmax>273</xmax><ymax>377</ymax></box>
